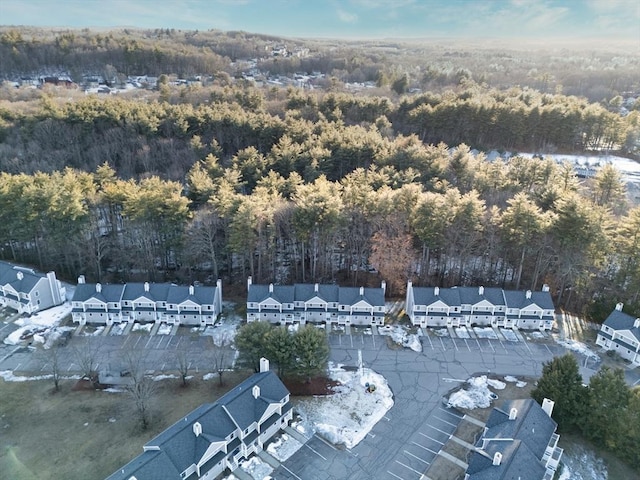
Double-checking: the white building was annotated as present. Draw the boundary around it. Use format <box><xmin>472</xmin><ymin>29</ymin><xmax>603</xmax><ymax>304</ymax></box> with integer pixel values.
<box><xmin>595</xmin><ymin>303</ymin><xmax>640</xmax><ymax>366</ymax></box>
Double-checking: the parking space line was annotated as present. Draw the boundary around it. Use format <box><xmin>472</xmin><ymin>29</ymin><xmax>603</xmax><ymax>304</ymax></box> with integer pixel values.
<box><xmin>476</xmin><ymin>338</ymin><xmax>483</xmax><ymax>351</ymax></box>
<box><xmin>544</xmin><ymin>344</ymin><xmax>552</xmax><ymax>355</ymax></box>
<box><xmin>417</xmin><ymin>432</ymin><xmax>446</xmax><ymax>446</ymax></box>
<box><xmin>315</xmin><ymin>435</ymin><xmax>338</xmax><ymax>451</ymax></box>
<box><xmin>395</xmin><ymin>460</ymin><xmax>424</xmax><ymax>476</ymax></box>
<box><xmin>144</xmin><ymin>336</ymin><xmax>154</xmax><ymax>348</ymax></box>
<box><xmin>411</xmin><ymin>441</ymin><xmax>440</xmax><ymax>454</ymax></box>
<box><xmin>451</xmin><ymin>338</ymin><xmax>459</xmax><ymax>351</ymax></box>
<box><xmin>156</xmin><ymin>336</ymin><xmax>165</xmax><ymax>349</ymax></box>
<box><xmin>425</xmin><ymin>334</ymin><xmax>433</xmax><ymax>349</ymax></box>
<box><xmin>488</xmin><ymin>340</ymin><xmax>495</xmax><ymax>352</ymax></box>
<box><xmin>438</xmin><ymin>406</ymin><xmax>463</xmax><ymax>418</ymax></box>
<box><xmin>522</xmin><ymin>338</ymin><xmax>532</xmax><ymax>354</ymax></box>
<box><xmin>432</xmin><ymin>416</ymin><xmax>458</xmax><ymax>428</ymax></box>
<box><xmin>439</xmin><ymin>336</ymin><xmax>446</xmax><ymax>350</ymax></box>
<box><xmin>404</xmin><ymin>450</ymin><xmax>429</xmax><ymax>465</ymax></box>
<box><xmin>281</xmin><ymin>465</ymin><xmax>302</xmax><ymax>480</ymax></box>
<box><xmin>350</xmin><ymin>335</ymin><xmax>353</xmax><ymax>348</ymax></box>
<box><xmin>133</xmin><ymin>336</ymin><xmax>142</xmax><ymax>347</ymax></box>
<box><xmin>372</xmin><ymin>333</ymin><xmax>375</xmax><ymax>349</ymax></box>
<box><xmin>423</xmin><ymin>424</ymin><xmax>453</xmax><ymax>437</ymax></box>
<box><xmin>67</xmin><ymin>363</ymin><xmax>75</xmax><ymax>371</ymax></box>
<box><xmin>304</xmin><ymin>444</ymin><xmax>327</xmax><ymax>460</ymax></box>
<box><xmin>387</xmin><ymin>471</ymin><xmax>404</xmax><ymax>480</ymax></box>
<box><xmin>499</xmin><ymin>339</ymin><xmax>507</xmax><ymax>352</ymax></box>
<box><xmin>464</xmin><ymin>339</ymin><xmax>471</xmax><ymax>351</ymax></box>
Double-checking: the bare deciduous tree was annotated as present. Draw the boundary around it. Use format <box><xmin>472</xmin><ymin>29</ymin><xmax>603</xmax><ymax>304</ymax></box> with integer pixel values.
<box><xmin>122</xmin><ymin>347</ymin><xmax>158</xmax><ymax>430</ymax></box>
<box><xmin>211</xmin><ymin>331</ymin><xmax>233</xmax><ymax>387</ymax></box>
<box><xmin>37</xmin><ymin>344</ymin><xmax>63</xmax><ymax>392</ymax></box>
<box><xmin>72</xmin><ymin>336</ymin><xmax>103</xmax><ymax>387</ymax></box>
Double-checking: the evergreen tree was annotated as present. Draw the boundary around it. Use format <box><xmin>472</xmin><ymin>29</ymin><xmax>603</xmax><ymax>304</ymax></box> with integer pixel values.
<box><xmin>234</xmin><ymin>321</ymin><xmax>273</xmax><ymax>372</ymax></box>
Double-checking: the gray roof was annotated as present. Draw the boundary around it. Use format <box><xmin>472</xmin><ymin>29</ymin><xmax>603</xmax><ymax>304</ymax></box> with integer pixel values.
<box><xmin>0</xmin><ymin>261</ymin><xmax>43</xmax><ymax>293</ymax></box>
<box><xmin>122</xmin><ymin>283</ymin><xmax>172</xmax><ymax>302</ymax></box>
<box><xmin>456</xmin><ymin>286</ymin><xmax>505</xmax><ymax>306</ymax></box>
<box><xmin>107</xmin><ymin>371</ymin><xmax>289</xmax><ymax>480</ymax></box>
<box><xmin>411</xmin><ymin>286</ymin><xmax>461</xmax><ymax>307</ymax></box>
<box><xmin>467</xmin><ymin>399</ymin><xmax>557</xmax><ymax>480</ymax></box>
<box><xmin>72</xmin><ymin>284</ymin><xmax>125</xmax><ymax>303</ymax></box>
<box><xmin>603</xmin><ymin>309</ymin><xmax>640</xmax><ymax>341</ymax></box>
<box><xmin>248</xmin><ymin>283</ymin><xmax>384</xmax><ymax>308</ymax></box>
<box><xmin>166</xmin><ymin>285</ymin><xmax>216</xmax><ymax>305</ymax></box>
<box><xmin>502</xmin><ymin>290</ymin><xmax>554</xmax><ymax>310</ymax></box>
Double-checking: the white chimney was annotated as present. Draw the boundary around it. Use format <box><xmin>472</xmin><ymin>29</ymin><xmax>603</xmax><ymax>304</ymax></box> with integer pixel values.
<box><xmin>542</xmin><ymin>398</ymin><xmax>555</xmax><ymax>418</ymax></box>
<box><xmin>525</xmin><ymin>290</ymin><xmax>532</xmax><ymax>299</ymax></box>
<box><xmin>189</xmin><ymin>285</ymin><xmax>194</xmax><ymax>296</ymax></box>
<box><xmin>252</xmin><ymin>385</ymin><xmax>260</xmax><ymax>399</ymax></box>
<box><xmin>381</xmin><ymin>281</ymin><xmax>386</xmax><ymax>293</ymax></box>
<box><xmin>542</xmin><ymin>284</ymin><xmax>550</xmax><ymax>292</ymax></box>
<box><xmin>615</xmin><ymin>302</ymin><xmax>624</xmax><ymax>311</ymax></box>
<box><xmin>78</xmin><ymin>275</ymin><xmax>86</xmax><ymax>284</ymax></box>
<box><xmin>479</xmin><ymin>286</ymin><xmax>484</xmax><ymax>295</ymax></box>
<box><xmin>269</xmin><ymin>283</ymin><xmax>273</xmax><ymax>293</ymax></box>
<box><xmin>144</xmin><ymin>282</ymin><xmax>150</xmax><ymax>292</ymax></box>
<box><xmin>434</xmin><ymin>286</ymin><xmax>439</xmax><ymax>296</ymax></box>
<box><xmin>193</xmin><ymin>421</ymin><xmax>202</xmax><ymax>437</ymax></box>
<box><xmin>493</xmin><ymin>452</ymin><xmax>502</xmax><ymax>466</ymax></box>
<box><xmin>259</xmin><ymin>357</ymin><xmax>269</xmax><ymax>372</ymax></box>
<box><xmin>360</xmin><ymin>286</ymin><xmax>364</xmax><ymax>296</ymax></box>
<box><xmin>314</xmin><ymin>283</ymin><xmax>319</xmax><ymax>292</ymax></box>
<box><xmin>407</xmin><ymin>280</ymin><xmax>412</xmax><ymax>291</ymax></box>
<box><xmin>635</xmin><ymin>318</ymin><xmax>640</xmax><ymax>328</ymax></box>
<box><xmin>509</xmin><ymin>408</ymin><xmax>517</xmax><ymax>420</ymax></box>
<box><xmin>96</xmin><ymin>283</ymin><xmax>102</xmax><ymax>293</ymax></box>
<box><xmin>247</xmin><ymin>276</ymin><xmax>252</xmax><ymax>289</ymax></box>
<box><xmin>16</xmin><ymin>271</ymin><xmax>23</xmax><ymax>281</ymax></box>
<box><xmin>48</xmin><ymin>271</ymin><xmax>63</xmax><ymax>305</ymax></box>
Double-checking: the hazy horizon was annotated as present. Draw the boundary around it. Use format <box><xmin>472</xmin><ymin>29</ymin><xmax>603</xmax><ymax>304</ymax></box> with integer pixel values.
<box><xmin>2</xmin><ymin>0</ymin><xmax>639</xmax><ymax>44</ymax></box>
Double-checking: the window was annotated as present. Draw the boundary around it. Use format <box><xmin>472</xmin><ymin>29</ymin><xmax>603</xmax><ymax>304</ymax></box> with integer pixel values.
<box><xmin>35</xmin><ymin>291</ymin><xmax>39</xmax><ymax>297</ymax></box>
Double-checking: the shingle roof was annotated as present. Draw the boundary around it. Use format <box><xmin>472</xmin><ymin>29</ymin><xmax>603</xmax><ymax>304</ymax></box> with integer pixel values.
<box><xmin>503</xmin><ymin>290</ymin><xmax>554</xmax><ymax>310</ymax></box>
<box><xmin>456</xmin><ymin>286</ymin><xmax>505</xmax><ymax>306</ymax></box>
<box><xmin>247</xmin><ymin>284</ymin><xmax>295</xmax><ymax>304</ymax></box>
<box><xmin>338</xmin><ymin>286</ymin><xmax>385</xmax><ymax>306</ymax></box>
<box><xmin>411</xmin><ymin>286</ymin><xmax>461</xmax><ymax>307</ymax></box>
<box><xmin>72</xmin><ymin>282</ymin><xmax>218</xmax><ymax>307</ymax></box>
<box><xmin>0</xmin><ymin>261</ymin><xmax>43</xmax><ymax>293</ymax></box>
<box><xmin>106</xmin><ymin>371</ymin><xmax>289</xmax><ymax>480</ymax></box>
<box><xmin>248</xmin><ymin>283</ymin><xmax>385</xmax><ymax>308</ymax></box>
<box><xmin>603</xmin><ymin>309</ymin><xmax>640</xmax><ymax>343</ymax></box>
<box><xmin>72</xmin><ymin>284</ymin><xmax>125</xmax><ymax>303</ymax></box>
<box><xmin>294</xmin><ymin>283</ymin><xmax>339</xmax><ymax>303</ymax></box>
<box><xmin>466</xmin><ymin>439</ymin><xmax>546</xmax><ymax>480</ymax></box>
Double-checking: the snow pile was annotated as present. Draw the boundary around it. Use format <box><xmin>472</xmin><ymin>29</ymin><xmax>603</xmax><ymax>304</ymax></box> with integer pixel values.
<box><xmin>238</xmin><ymin>456</ymin><xmax>273</xmax><ymax>480</ymax></box>
<box><xmin>455</xmin><ymin>326</ymin><xmax>470</xmax><ymax>339</ymax></box>
<box><xmin>556</xmin><ymin>338</ymin><xmax>600</xmax><ymax>360</ymax></box>
<box><xmin>295</xmin><ymin>363</ymin><xmax>394</xmax><ymax>449</ymax></box>
<box><xmin>433</xmin><ymin>329</ymin><xmax>449</xmax><ymax>337</ymax></box>
<box><xmin>152</xmin><ymin>374</ymin><xmax>178</xmax><ymax>381</ymax></box>
<box><xmin>447</xmin><ymin>375</ymin><xmax>505</xmax><ymax>410</ymax></box>
<box><xmin>474</xmin><ymin>327</ymin><xmax>498</xmax><ymax>339</ymax></box>
<box><xmin>266</xmin><ymin>433</ymin><xmax>303</xmax><ymax>462</ymax></box>
<box><xmin>110</xmin><ymin>323</ymin><xmax>126</xmax><ymax>335</ymax></box>
<box><xmin>504</xmin><ymin>375</ymin><xmax>527</xmax><ymax>388</ymax></box>
<box><xmin>500</xmin><ymin>328</ymin><xmax>519</xmax><ymax>341</ymax></box>
<box><xmin>157</xmin><ymin>324</ymin><xmax>172</xmax><ymax>335</ymax></box>
<box><xmin>132</xmin><ymin>322</ymin><xmax>152</xmax><ymax>333</ymax></box>
<box><xmin>558</xmin><ymin>441</ymin><xmax>608</xmax><ymax>480</ymax></box>
<box><xmin>378</xmin><ymin>325</ymin><xmax>422</xmax><ymax>352</ymax></box>
<box><xmin>0</xmin><ymin>371</ymin><xmax>80</xmax><ymax>382</ymax></box>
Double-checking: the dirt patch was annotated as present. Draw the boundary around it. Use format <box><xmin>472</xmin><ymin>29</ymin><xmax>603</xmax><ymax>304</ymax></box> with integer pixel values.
<box><xmin>283</xmin><ymin>376</ymin><xmax>340</xmax><ymax>396</ymax></box>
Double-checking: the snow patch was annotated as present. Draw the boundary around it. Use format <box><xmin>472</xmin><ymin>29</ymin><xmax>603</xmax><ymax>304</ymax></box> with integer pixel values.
<box><xmin>132</xmin><ymin>322</ymin><xmax>153</xmax><ymax>333</ymax></box>
<box><xmin>238</xmin><ymin>456</ymin><xmax>273</xmax><ymax>480</ymax></box>
<box><xmin>266</xmin><ymin>433</ymin><xmax>303</xmax><ymax>462</ymax></box>
<box><xmin>556</xmin><ymin>338</ymin><xmax>600</xmax><ymax>360</ymax></box>
<box><xmin>378</xmin><ymin>325</ymin><xmax>422</xmax><ymax>352</ymax></box>
<box><xmin>447</xmin><ymin>375</ymin><xmax>504</xmax><ymax>410</ymax></box>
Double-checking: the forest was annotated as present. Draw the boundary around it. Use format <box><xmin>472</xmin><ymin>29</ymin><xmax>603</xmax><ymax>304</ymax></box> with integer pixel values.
<box><xmin>0</xmin><ymin>28</ymin><xmax>639</xmax><ymax>321</ymax></box>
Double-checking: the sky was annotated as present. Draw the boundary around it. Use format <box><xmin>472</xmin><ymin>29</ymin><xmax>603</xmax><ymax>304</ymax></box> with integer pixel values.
<box><xmin>1</xmin><ymin>0</ymin><xmax>639</xmax><ymax>41</ymax></box>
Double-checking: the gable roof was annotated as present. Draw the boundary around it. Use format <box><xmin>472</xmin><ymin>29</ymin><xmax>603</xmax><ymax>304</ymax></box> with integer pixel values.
<box><xmin>247</xmin><ymin>284</ymin><xmax>295</xmax><ymax>304</ymax></box>
<box><xmin>603</xmin><ymin>309</ymin><xmax>640</xmax><ymax>341</ymax></box>
<box><xmin>411</xmin><ymin>286</ymin><xmax>461</xmax><ymax>307</ymax></box>
<box><xmin>466</xmin><ymin>439</ymin><xmax>546</xmax><ymax>480</ymax></box>
<box><xmin>338</xmin><ymin>286</ymin><xmax>385</xmax><ymax>307</ymax></box>
<box><xmin>0</xmin><ymin>261</ymin><xmax>43</xmax><ymax>293</ymax></box>
<box><xmin>503</xmin><ymin>290</ymin><xmax>554</xmax><ymax>310</ymax></box>
<box><xmin>106</xmin><ymin>371</ymin><xmax>289</xmax><ymax>480</ymax></box>
<box><xmin>72</xmin><ymin>283</ymin><xmax>125</xmax><ymax>303</ymax></box>
<box><xmin>294</xmin><ymin>283</ymin><xmax>339</xmax><ymax>303</ymax></box>
<box><xmin>456</xmin><ymin>286</ymin><xmax>505</xmax><ymax>306</ymax></box>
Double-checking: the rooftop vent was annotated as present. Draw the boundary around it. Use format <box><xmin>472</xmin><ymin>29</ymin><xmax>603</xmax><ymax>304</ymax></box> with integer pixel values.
<box><xmin>509</xmin><ymin>408</ymin><xmax>517</xmax><ymax>420</ymax></box>
<box><xmin>493</xmin><ymin>452</ymin><xmax>502</xmax><ymax>466</ymax></box>
<box><xmin>252</xmin><ymin>385</ymin><xmax>260</xmax><ymax>399</ymax></box>
<box><xmin>193</xmin><ymin>421</ymin><xmax>202</xmax><ymax>437</ymax></box>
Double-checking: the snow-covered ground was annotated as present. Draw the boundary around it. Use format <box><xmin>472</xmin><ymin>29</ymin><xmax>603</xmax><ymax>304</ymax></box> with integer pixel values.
<box><xmin>132</xmin><ymin>322</ymin><xmax>153</xmax><ymax>333</ymax></box>
<box><xmin>473</xmin><ymin>327</ymin><xmax>498</xmax><ymax>339</ymax></box>
<box><xmin>266</xmin><ymin>433</ymin><xmax>303</xmax><ymax>462</ymax></box>
<box><xmin>447</xmin><ymin>375</ymin><xmax>511</xmax><ymax>410</ymax></box>
<box><xmin>500</xmin><ymin>328</ymin><xmax>519</xmax><ymax>342</ymax></box>
<box><xmin>378</xmin><ymin>325</ymin><xmax>422</xmax><ymax>352</ymax></box>
<box><xmin>238</xmin><ymin>456</ymin><xmax>273</xmax><ymax>480</ymax></box>
<box><xmin>455</xmin><ymin>326</ymin><xmax>471</xmax><ymax>339</ymax></box>
<box><xmin>555</xmin><ymin>337</ymin><xmax>600</xmax><ymax>361</ymax></box>
<box><xmin>558</xmin><ymin>439</ymin><xmax>608</xmax><ymax>480</ymax></box>
<box><xmin>157</xmin><ymin>323</ymin><xmax>172</xmax><ymax>335</ymax></box>
<box><xmin>294</xmin><ymin>362</ymin><xmax>394</xmax><ymax>449</ymax></box>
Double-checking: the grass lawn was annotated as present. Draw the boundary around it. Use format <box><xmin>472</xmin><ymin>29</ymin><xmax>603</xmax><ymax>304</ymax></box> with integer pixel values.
<box><xmin>0</xmin><ymin>371</ymin><xmax>251</xmax><ymax>480</ymax></box>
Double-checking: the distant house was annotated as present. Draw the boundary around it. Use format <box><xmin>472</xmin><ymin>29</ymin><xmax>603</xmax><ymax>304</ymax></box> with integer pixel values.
<box><xmin>465</xmin><ymin>398</ymin><xmax>563</xmax><ymax>480</ymax></box>
<box><xmin>107</xmin><ymin>358</ymin><xmax>292</xmax><ymax>480</ymax></box>
<box><xmin>246</xmin><ymin>277</ymin><xmax>386</xmax><ymax>326</ymax></box>
<box><xmin>405</xmin><ymin>283</ymin><xmax>555</xmax><ymax>330</ymax></box>
<box><xmin>595</xmin><ymin>303</ymin><xmax>640</xmax><ymax>366</ymax></box>
<box><xmin>0</xmin><ymin>261</ymin><xmax>66</xmax><ymax>315</ymax></box>
<box><xmin>71</xmin><ymin>277</ymin><xmax>222</xmax><ymax>326</ymax></box>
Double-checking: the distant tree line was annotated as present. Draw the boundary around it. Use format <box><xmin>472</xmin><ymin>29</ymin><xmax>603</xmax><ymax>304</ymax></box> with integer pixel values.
<box><xmin>532</xmin><ymin>354</ymin><xmax>640</xmax><ymax>471</ymax></box>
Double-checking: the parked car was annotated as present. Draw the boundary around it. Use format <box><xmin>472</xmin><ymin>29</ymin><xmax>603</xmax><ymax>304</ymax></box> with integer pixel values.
<box><xmin>57</xmin><ymin>330</ymin><xmax>73</xmax><ymax>346</ymax></box>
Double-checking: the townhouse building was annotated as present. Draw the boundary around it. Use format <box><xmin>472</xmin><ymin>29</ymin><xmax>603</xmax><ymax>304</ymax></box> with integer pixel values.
<box><xmin>246</xmin><ymin>277</ymin><xmax>386</xmax><ymax>326</ymax></box>
<box><xmin>466</xmin><ymin>398</ymin><xmax>563</xmax><ymax>480</ymax></box>
<box><xmin>107</xmin><ymin>358</ymin><xmax>292</xmax><ymax>480</ymax></box>
<box><xmin>0</xmin><ymin>261</ymin><xmax>66</xmax><ymax>315</ymax></box>
<box><xmin>71</xmin><ymin>277</ymin><xmax>222</xmax><ymax>326</ymax></box>
<box><xmin>405</xmin><ymin>282</ymin><xmax>555</xmax><ymax>330</ymax></box>
<box><xmin>595</xmin><ymin>303</ymin><xmax>640</xmax><ymax>366</ymax></box>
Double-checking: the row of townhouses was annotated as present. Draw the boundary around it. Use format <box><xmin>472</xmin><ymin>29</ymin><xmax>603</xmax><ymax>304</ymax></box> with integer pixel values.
<box><xmin>246</xmin><ymin>277</ymin><xmax>387</xmax><ymax>326</ymax></box>
<box><xmin>405</xmin><ymin>282</ymin><xmax>556</xmax><ymax>330</ymax></box>
<box><xmin>596</xmin><ymin>303</ymin><xmax>640</xmax><ymax>367</ymax></box>
<box><xmin>71</xmin><ymin>276</ymin><xmax>223</xmax><ymax>326</ymax></box>
<box><xmin>0</xmin><ymin>261</ymin><xmax>66</xmax><ymax>315</ymax></box>
<box><xmin>108</xmin><ymin>358</ymin><xmax>293</xmax><ymax>480</ymax></box>
<box><xmin>466</xmin><ymin>398</ymin><xmax>563</xmax><ymax>480</ymax></box>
